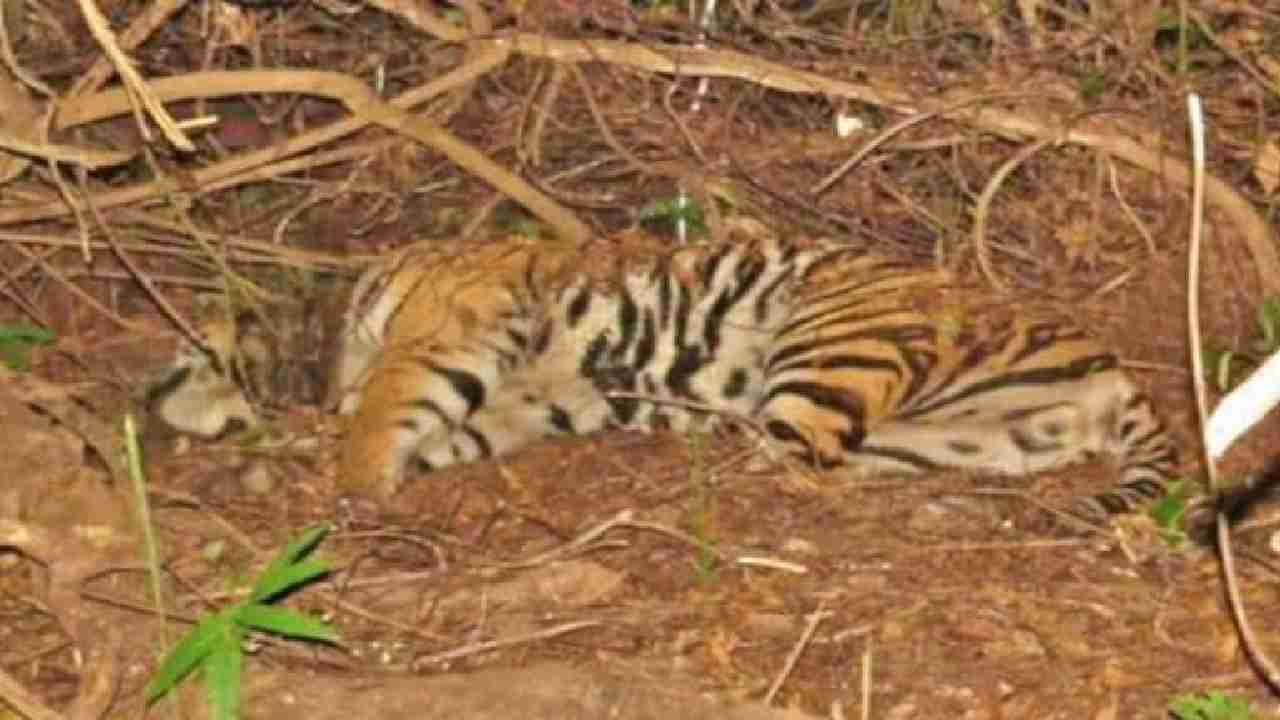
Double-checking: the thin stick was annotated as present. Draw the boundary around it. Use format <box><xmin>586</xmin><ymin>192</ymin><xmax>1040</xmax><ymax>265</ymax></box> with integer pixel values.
<box><xmin>0</xmin><ymin>666</ymin><xmax>63</xmax><ymax>720</ymax></box>
<box><xmin>971</xmin><ymin>137</ymin><xmax>1054</xmax><ymax>292</ymax></box>
<box><xmin>859</xmin><ymin>639</ymin><xmax>873</xmax><ymax>720</ymax></box>
<box><xmin>411</xmin><ymin>620</ymin><xmax>600</xmax><ymax>669</ymax></box>
<box><xmin>75</xmin><ymin>0</ymin><xmax>194</xmax><ymax>150</ymax></box>
<box><xmin>1187</xmin><ymin>94</ymin><xmax>1280</xmax><ymax>691</ymax></box>
<box><xmin>764</xmin><ymin>602</ymin><xmax>828</xmax><ymax>705</ymax></box>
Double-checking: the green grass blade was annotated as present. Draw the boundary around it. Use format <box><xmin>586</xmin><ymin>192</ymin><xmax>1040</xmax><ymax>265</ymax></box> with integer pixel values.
<box><xmin>145</xmin><ymin>613</ymin><xmax>230</xmax><ymax>702</ymax></box>
<box><xmin>237</xmin><ymin>604</ymin><xmax>339</xmax><ymax>643</ymax></box>
<box><xmin>203</xmin><ymin>625</ymin><xmax>244</xmax><ymax>720</ymax></box>
<box><xmin>250</xmin><ymin>558</ymin><xmax>332</xmax><ymax>604</ymax></box>
<box><xmin>251</xmin><ymin>526</ymin><xmax>330</xmax><ymax>601</ymax></box>
<box><xmin>0</xmin><ymin>324</ymin><xmax>55</xmax><ymax>343</ymax></box>
<box><xmin>0</xmin><ymin>324</ymin><xmax>55</xmax><ymax>371</ymax></box>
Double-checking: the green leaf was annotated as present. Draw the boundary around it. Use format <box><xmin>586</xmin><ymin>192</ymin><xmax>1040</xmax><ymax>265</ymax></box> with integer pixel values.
<box><xmin>1169</xmin><ymin>690</ymin><xmax>1254</xmax><ymax>720</ymax></box>
<box><xmin>1149</xmin><ymin>491</ymin><xmax>1187</xmax><ymax>529</ymax></box>
<box><xmin>203</xmin><ymin>625</ymin><xmax>244</xmax><ymax>720</ymax></box>
<box><xmin>1077</xmin><ymin>72</ymin><xmax>1106</xmax><ymax>103</ymax></box>
<box><xmin>1200</xmin><ymin>349</ymin><xmax>1231</xmax><ymax>391</ymax></box>
<box><xmin>1255</xmin><ymin>297</ymin><xmax>1280</xmax><ymax>351</ymax></box>
<box><xmin>639</xmin><ymin>196</ymin><xmax>707</xmax><ymax>235</ymax></box>
<box><xmin>251</xmin><ymin>557</ymin><xmax>331</xmax><ymax>604</ymax></box>
<box><xmin>1150</xmin><ymin>479</ymin><xmax>1203</xmax><ymax>546</ymax></box>
<box><xmin>145</xmin><ymin>612</ymin><xmax>233</xmax><ymax>702</ymax></box>
<box><xmin>0</xmin><ymin>324</ymin><xmax>54</xmax><ymax>343</ymax></box>
<box><xmin>251</xmin><ymin>526</ymin><xmax>331</xmax><ymax>601</ymax></box>
<box><xmin>237</xmin><ymin>604</ymin><xmax>339</xmax><ymax>643</ymax></box>
<box><xmin>0</xmin><ymin>324</ymin><xmax>54</xmax><ymax>371</ymax></box>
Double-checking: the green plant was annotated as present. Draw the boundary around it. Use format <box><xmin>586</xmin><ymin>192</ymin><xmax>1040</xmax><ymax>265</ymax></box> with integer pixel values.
<box><xmin>1204</xmin><ymin>296</ymin><xmax>1280</xmax><ymax>390</ymax></box>
<box><xmin>1151</xmin><ymin>8</ymin><xmax>1221</xmax><ymax>73</ymax></box>
<box><xmin>145</xmin><ymin>526</ymin><xmax>339</xmax><ymax>719</ymax></box>
<box><xmin>1148</xmin><ymin>478</ymin><xmax>1198</xmax><ymax>546</ymax></box>
<box><xmin>1077</xmin><ymin>70</ymin><xmax>1106</xmax><ymax>104</ymax></box>
<box><xmin>682</xmin><ymin>430</ymin><xmax>720</xmax><ymax>580</ymax></box>
<box><xmin>639</xmin><ymin>195</ymin><xmax>707</xmax><ymax>237</ymax></box>
<box><xmin>0</xmin><ymin>323</ymin><xmax>54</xmax><ymax>371</ymax></box>
<box><xmin>1168</xmin><ymin>690</ymin><xmax>1254</xmax><ymax>720</ymax></box>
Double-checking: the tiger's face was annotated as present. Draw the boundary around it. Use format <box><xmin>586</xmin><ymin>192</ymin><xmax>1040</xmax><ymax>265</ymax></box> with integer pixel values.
<box><xmin>146</xmin><ymin>296</ymin><xmax>336</xmax><ymax>442</ymax></box>
<box><xmin>146</xmin><ymin>314</ymin><xmax>267</xmax><ymax>439</ymax></box>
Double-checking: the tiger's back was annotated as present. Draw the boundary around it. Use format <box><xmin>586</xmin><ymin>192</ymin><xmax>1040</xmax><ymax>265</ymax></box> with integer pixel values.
<box><xmin>152</xmin><ymin>226</ymin><xmax>1179</xmax><ymax>524</ymax></box>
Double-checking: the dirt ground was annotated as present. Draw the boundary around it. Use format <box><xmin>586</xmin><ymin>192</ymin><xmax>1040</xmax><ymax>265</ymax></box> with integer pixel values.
<box><xmin>3</xmin><ymin>1</ymin><xmax>1280</xmax><ymax>719</ymax></box>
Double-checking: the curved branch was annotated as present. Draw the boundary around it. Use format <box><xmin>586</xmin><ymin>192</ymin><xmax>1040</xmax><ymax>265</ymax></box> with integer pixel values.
<box><xmin>44</xmin><ymin>64</ymin><xmax>593</xmax><ymax>244</ymax></box>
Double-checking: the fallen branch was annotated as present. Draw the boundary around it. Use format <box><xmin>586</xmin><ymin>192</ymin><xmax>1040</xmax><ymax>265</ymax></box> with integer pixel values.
<box><xmin>48</xmin><ymin>67</ymin><xmax>591</xmax><ymax>244</ymax></box>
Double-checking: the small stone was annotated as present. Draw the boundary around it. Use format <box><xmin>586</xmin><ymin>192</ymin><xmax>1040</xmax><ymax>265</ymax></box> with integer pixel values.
<box><xmin>239</xmin><ymin>461</ymin><xmax>276</xmax><ymax>495</ymax></box>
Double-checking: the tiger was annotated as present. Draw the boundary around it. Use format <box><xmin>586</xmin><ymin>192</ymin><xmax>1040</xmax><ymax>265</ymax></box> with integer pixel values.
<box><xmin>149</xmin><ymin>222</ymin><xmax>1180</xmax><ymax>525</ymax></box>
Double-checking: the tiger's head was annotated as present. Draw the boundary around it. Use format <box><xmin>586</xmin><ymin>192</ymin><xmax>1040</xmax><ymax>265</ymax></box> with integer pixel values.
<box><xmin>145</xmin><ymin>312</ymin><xmax>271</xmax><ymax>439</ymax></box>
<box><xmin>145</xmin><ymin>300</ymin><xmax>335</xmax><ymax>441</ymax></box>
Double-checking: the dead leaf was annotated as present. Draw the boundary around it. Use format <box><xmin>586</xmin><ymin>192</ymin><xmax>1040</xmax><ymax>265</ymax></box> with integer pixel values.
<box><xmin>0</xmin><ymin>64</ymin><xmax>44</xmax><ymax>184</ymax></box>
<box><xmin>1253</xmin><ymin>139</ymin><xmax>1280</xmax><ymax>196</ymax></box>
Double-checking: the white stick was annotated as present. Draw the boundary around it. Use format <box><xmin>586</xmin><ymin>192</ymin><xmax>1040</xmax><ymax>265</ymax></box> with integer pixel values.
<box><xmin>1206</xmin><ymin>349</ymin><xmax>1280</xmax><ymax>459</ymax></box>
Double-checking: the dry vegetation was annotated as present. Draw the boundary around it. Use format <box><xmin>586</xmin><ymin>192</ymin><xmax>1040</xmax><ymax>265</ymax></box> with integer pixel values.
<box><xmin>2</xmin><ymin>0</ymin><xmax>1280</xmax><ymax>718</ymax></box>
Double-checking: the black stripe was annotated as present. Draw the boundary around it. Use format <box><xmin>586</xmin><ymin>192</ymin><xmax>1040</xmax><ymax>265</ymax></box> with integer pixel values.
<box><xmin>566</xmin><ymin>285</ymin><xmax>593</xmax><ymax>327</ymax></box>
<box><xmin>779</xmin><ymin>242</ymin><xmax>800</xmax><ymax>264</ymax></box>
<box><xmin>702</xmin><ymin>256</ymin><xmax>766</xmax><ymax>352</ymax></box>
<box><xmin>612</xmin><ymin>287</ymin><xmax>639</xmax><ymax>363</ymax></box>
<box><xmin>753</xmin><ymin>265</ymin><xmax>796</xmax><ymax>324</ymax></box>
<box><xmin>408</xmin><ymin>396</ymin><xmax>449</xmax><ymax>425</ymax></box>
<box><xmin>699</xmin><ymin>246</ymin><xmax>730</xmax><ymax>287</ymax></box>
<box><xmin>762</xmin><ymin>380</ymin><xmax>865</xmax><ymax>422</ymax></box>
<box><xmin>505</xmin><ymin>328</ymin><xmax>529</xmax><ymax>350</ymax></box>
<box><xmin>898</xmin><ymin>354</ymin><xmax>1116</xmax><ymax>420</ymax></box>
<box><xmin>531</xmin><ymin>321</ymin><xmax>553</xmax><ymax>355</ymax></box>
<box><xmin>723</xmin><ymin>367</ymin><xmax>750</xmax><ymax>399</ymax></box>
<box><xmin>896</xmin><ymin>347</ymin><xmax>939</xmax><ymax>407</ymax></box>
<box><xmin>608</xmin><ymin>393</ymin><xmax>639</xmax><ymax>424</ymax></box>
<box><xmin>1009</xmin><ymin>427</ymin><xmax>1061</xmax><ymax>454</ymax></box>
<box><xmin>672</xmin><ymin>282</ymin><xmax>691</xmax><ymax>349</ymax></box>
<box><xmin>666</xmin><ymin>346</ymin><xmax>704</xmax><ymax>398</ymax></box>
<box><xmin>776</xmin><ymin>303</ymin><xmax>905</xmax><ymax>339</ymax></box>
<box><xmin>549</xmin><ymin>404</ymin><xmax>575</xmax><ymax>434</ymax></box>
<box><xmin>909</xmin><ymin>332</ymin><xmax>1011</xmax><ymax>408</ymax></box>
<box><xmin>769</xmin><ymin>322</ymin><xmax>934</xmax><ymax>368</ymax></box>
<box><xmin>657</xmin><ymin>267</ymin><xmax>673</xmax><ymax>329</ymax></box>
<box><xmin>460</xmin><ymin>424</ymin><xmax>493</xmax><ymax>458</ymax></box>
<box><xmin>856</xmin><ymin>444</ymin><xmax>940</xmax><ymax>470</ymax></box>
<box><xmin>580</xmin><ymin>334</ymin><xmax>610</xmax><ymax>377</ymax></box>
<box><xmin>1090</xmin><ymin>492</ymin><xmax>1131</xmax><ymax>514</ymax></box>
<box><xmin>413</xmin><ymin>359</ymin><xmax>485</xmax><ymax>415</ymax></box>
<box><xmin>1009</xmin><ymin>322</ymin><xmax>1091</xmax><ymax>365</ymax></box>
<box><xmin>1119</xmin><ymin>477</ymin><xmax>1165</xmax><ymax>498</ymax></box>
<box><xmin>795</xmin><ymin>260</ymin><xmax>914</xmax><ymax>305</ymax></box>
<box><xmin>771</xmin><ymin>353</ymin><xmax>904</xmax><ymax>378</ymax></box>
<box><xmin>1001</xmin><ymin>404</ymin><xmax>1065</xmax><ymax>422</ymax></box>
<box><xmin>634</xmin><ymin>309</ymin><xmax>657</xmax><ymax>369</ymax></box>
<box><xmin>146</xmin><ymin>366</ymin><xmax>193</xmax><ymax>408</ymax></box>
